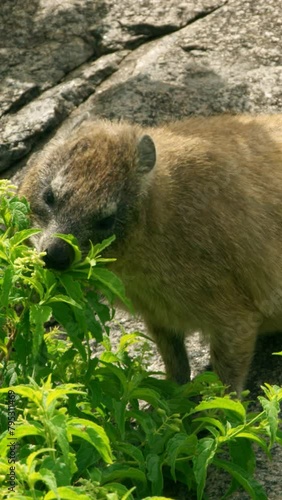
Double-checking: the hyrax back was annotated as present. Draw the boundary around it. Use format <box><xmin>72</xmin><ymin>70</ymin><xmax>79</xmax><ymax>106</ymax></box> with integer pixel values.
<box><xmin>20</xmin><ymin>114</ymin><xmax>282</xmax><ymax>394</ymax></box>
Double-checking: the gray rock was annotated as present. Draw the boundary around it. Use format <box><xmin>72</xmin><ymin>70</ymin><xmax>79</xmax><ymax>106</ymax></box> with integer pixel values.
<box><xmin>1</xmin><ymin>0</ymin><xmax>282</xmax><ymax>497</ymax></box>
<box><xmin>2</xmin><ymin>0</ymin><xmax>282</xmax><ymax>174</ymax></box>
<box><xmin>0</xmin><ymin>51</ymin><xmax>127</xmax><ymax>171</ymax></box>
<box><xmin>0</xmin><ymin>0</ymin><xmax>224</xmax><ymax>172</ymax></box>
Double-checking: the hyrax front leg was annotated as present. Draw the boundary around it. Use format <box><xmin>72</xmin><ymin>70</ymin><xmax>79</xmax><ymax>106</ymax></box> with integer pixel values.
<box><xmin>146</xmin><ymin>323</ymin><xmax>191</xmax><ymax>384</ymax></box>
<box><xmin>210</xmin><ymin>324</ymin><xmax>258</xmax><ymax>395</ymax></box>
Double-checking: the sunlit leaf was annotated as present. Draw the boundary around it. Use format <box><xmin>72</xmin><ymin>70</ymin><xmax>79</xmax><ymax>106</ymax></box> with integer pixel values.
<box><xmin>68</xmin><ymin>418</ymin><xmax>113</xmax><ymax>463</ymax></box>
<box><xmin>194</xmin><ymin>397</ymin><xmax>246</xmax><ymax>422</ymax></box>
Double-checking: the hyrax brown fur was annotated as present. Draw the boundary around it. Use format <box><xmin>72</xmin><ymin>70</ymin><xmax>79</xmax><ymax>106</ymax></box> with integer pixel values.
<box><xmin>19</xmin><ymin>114</ymin><xmax>282</xmax><ymax>395</ymax></box>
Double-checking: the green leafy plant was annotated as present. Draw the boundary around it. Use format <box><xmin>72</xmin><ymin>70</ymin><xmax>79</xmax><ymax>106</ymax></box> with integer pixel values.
<box><xmin>0</xmin><ymin>179</ymin><xmax>282</xmax><ymax>500</ymax></box>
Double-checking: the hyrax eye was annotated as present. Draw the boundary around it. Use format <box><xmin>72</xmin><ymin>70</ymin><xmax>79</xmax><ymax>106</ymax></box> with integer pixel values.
<box><xmin>43</xmin><ymin>187</ymin><xmax>55</xmax><ymax>206</ymax></box>
<box><xmin>96</xmin><ymin>214</ymin><xmax>116</xmax><ymax>232</ymax></box>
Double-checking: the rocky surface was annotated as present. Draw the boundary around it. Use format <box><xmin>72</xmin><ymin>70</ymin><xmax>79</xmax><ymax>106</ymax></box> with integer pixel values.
<box><xmin>1</xmin><ymin>0</ymin><xmax>282</xmax><ymax>498</ymax></box>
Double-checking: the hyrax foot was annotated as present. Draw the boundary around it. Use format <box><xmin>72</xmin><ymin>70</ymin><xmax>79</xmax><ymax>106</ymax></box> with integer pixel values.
<box><xmin>147</xmin><ymin>323</ymin><xmax>191</xmax><ymax>385</ymax></box>
<box><xmin>210</xmin><ymin>325</ymin><xmax>258</xmax><ymax>396</ymax></box>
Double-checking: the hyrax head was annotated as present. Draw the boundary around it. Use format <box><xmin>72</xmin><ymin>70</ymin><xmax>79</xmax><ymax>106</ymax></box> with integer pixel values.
<box><xmin>20</xmin><ymin>120</ymin><xmax>156</xmax><ymax>270</ymax></box>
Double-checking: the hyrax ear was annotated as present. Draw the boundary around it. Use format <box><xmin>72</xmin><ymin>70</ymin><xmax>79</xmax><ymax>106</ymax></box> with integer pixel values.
<box><xmin>136</xmin><ymin>134</ymin><xmax>156</xmax><ymax>174</ymax></box>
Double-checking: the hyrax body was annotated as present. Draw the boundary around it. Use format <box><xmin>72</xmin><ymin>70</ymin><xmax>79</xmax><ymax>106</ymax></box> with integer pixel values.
<box><xmin>19</xmin><ymin>114</ymin><xmax>282</xmax><ymax>394</ymax></box>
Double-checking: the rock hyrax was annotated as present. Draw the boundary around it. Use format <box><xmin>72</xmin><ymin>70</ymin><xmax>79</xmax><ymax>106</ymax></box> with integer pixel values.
<box><xmin>19</xmin><ymin>114</ymin><xmax>282</xmax><ymax>395</ymax></box>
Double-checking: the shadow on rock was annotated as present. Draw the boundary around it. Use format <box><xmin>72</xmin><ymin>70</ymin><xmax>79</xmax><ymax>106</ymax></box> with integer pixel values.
<box><xmin>247</xmin><ymin>332</ymin><xmax>282</xmax><ymax>397</ymax></box>
<box><xmin>80</xmin><ymin>68</ymin><xmax>251</xmax><ymax>125</ymax></box>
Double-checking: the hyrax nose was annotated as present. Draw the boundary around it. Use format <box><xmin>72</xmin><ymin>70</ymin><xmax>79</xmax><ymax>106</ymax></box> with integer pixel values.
<box><xmin>43</xmin><ymin>238</ymin><xmax>75</xmax><ymax>271</ymax></box>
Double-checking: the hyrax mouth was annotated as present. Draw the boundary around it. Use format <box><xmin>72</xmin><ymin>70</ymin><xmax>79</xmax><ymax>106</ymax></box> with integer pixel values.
<box><xmin>42</xmin><ymin>237</ymin><xmax>75</xmax><ymax>271</ymax></box>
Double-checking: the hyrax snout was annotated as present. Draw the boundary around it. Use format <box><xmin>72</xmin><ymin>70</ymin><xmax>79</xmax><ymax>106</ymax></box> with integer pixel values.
<box><xmin>19</xmin><ymin>114</ymin><xmax>282</xmax><ymax>395</ymax></box>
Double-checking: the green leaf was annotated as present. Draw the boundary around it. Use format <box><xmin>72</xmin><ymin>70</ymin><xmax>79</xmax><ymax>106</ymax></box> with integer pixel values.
<box><xmin>0</xmin><ymin>425</ymin><xmax>45</xmax><ymax>456</ymax></box>
<box><xmin>24</xmin><ymin>275</ymin><xmax>45</xmax><ymax>300</ymax></box>
<box><xmin>45</xmin><ymin>294</ymin><xmax>82</xmax><ymax>308</ymax></box>
<box><xmin>146</xmin><ymin>454</ymin><xmax>163</xmax><ymax>496</ymax></box>
<box><xmin>45</xmin><ymin>385</ymin><xmax>85</xmax><ymax>408</ymax></box>
<box><xmin>128</xmin><ymin>409</ymin><xmax>157</xmax><ymax>438</ymax></box>
<box><xmin>15</xmin><ymin>423</ymin><xmax>45</xmax><ymax>439</ymax></box>
<box><xmin>38</xmin><ymin>468</ymin><xmax>58</xmax><ymax>495</ymax></box>
<box><xmin>86</xmin><ymin>291</ymin><xmax>111</xmax><ymax>324</ymax></box>
<box><xmin>83</xmin><ymin>303</ymin><xmax>103</xmax><ymax>342</ymax></box>
<box><xmin>129</xmin><ymin>387</ymin><xmax>165</xmax><ymax>410</ymax></box>
<box><xmin>58</xmin><ymin>274</ymin><xmax>84</xmax><ymax>302</ymax></box>
<box><xmin>101</xmin><ymin>464</ymin><xmax>147</xmax><ymax>486</ymax></box>
<box><xmin>258</xmin><ymin>395</ymin><xmax>279</xmax><ymax>446</ymax></box>
<box><xmin>90</xmin><ymin>235</ymin><xmax>116</xmax><ymax>257</ymax></box>
<box><xmin>99</xmin><ymin>351</ymin><xmax>119</xmax><ymax>364</ymax></box>
<box><xmin>112</xmin><ymin>400</ymin><xmax>126</xmax><ymax>438</ymax></box>
<box><xmin>194</xmin><ymin>416</ymin><xmax>226</xmax><ymax>436</ymax></box>
<box><xmin>0</xmin><ymin>246</ymin><xmax>8</xmax><ymax>261</ymax></box>
<box><xmin>75</xmin><ymin>442</ymin><xmax>100</xmax><ymax>476</ymax></box>
<box><xmin>49</xmin><ymin>414</ymin><xmax>70</xmax><ymax>466</ymax></box>
<box><xmin>30</xmin><ymin>304</ymin><xmax>52</xmax><ymax>358</ymax></box>
<box><xmin>9</xmin><ymin>228</ymin><xmax>41</xmax><ymax>247</ymax></box>
<box><xmin>68</xmin><ymin>418</ymin><xmax>113</xmax><ymax>463</ymax></box>
<box><xmin>194</xmin><ymin>397</ymin><xmax>246</xmax><ymax>422</ymax></box>
<box><xmin>9</xmin><ymin>199</ymin><xmax>30</xmax><ymax>229</ymax></box>
<box><xmin>40</xmin><ymin>456</ymin><xmax>75</xmax><ymax>487</ymax></box>
<box><xmin>118</xmin><ymin>332</ymin><xmax>141</xmax><ymax>351</ymax></box>
<box><xmin>103</xmin><ymin>484</ymin><xmax>136</xmax><ymax>500</ymax></box>
<box><xmin>99</xmin><ymin>362</ymin><xmax>128</xmax><ymax>391</ymax></box>
<box><xmin>0</xmin><ymin>267</ymin><xmax>13</xmax><ymax>307</ymax></box>
<box><xmin>226</xmin><ymin>438</ymin><xmax>256</xmax><ymax>496</ymax></box>
<box><xmin>166</xmin><ymin>433</ymin><xmax>197</xmax><ymax>481</ymax></box>
<box><xmin>51</xmin><ymin>302</ymin><xmax>87</xmax><ymax>361</ymax></box>
<box><xmin>0</xmin><ymin>385</ymin><xmax>40</xmax><ymax>403</ymax></box>
<box><xmin>91</xmin><ymin>267</ymin><xmax>132</xmax><ymax>311</ymax></box>
<box><xmin>226</xmin><ymin>431</ymin><xmax>269</xmax><ymax>454</ymax></box>
<box><xmin>115</xmin><ymin>442</ymin><xmax>145</xmax><ymax>470</ymax></box>
<box><xmin>26</xmin><ymin>448</ymin><xmax>57</xmax><ymax>469</ymax></box>
<box><xmin>44</xmin><ymin>486</ymin><xmax>92</xmax><ymax>500</ymax></box>
<box><xmin>213</xmin><ymin>458</ymin><xmax>268</xmax><ymax>499</ymax></box>
<box><xmin>193</xmin><ymin>437</ymin><xmax>217</xmax><ymax>500</ymax></box>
